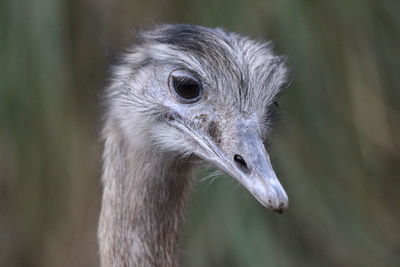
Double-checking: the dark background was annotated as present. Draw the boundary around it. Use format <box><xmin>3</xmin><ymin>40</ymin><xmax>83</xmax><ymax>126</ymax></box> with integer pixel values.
<box><xmin>1</xmin><ymin>0</ymin><xmax>399</xmax><ymax>266</ymax></box>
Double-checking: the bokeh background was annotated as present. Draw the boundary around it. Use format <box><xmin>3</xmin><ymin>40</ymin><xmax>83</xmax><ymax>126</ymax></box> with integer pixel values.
<box><xmin>1</xmin><ymin>0</ymin><xmax>400</xmax><ymax>266</ymax></box>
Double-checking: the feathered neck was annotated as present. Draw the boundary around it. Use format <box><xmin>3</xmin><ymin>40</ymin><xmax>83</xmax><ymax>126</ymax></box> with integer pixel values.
<box><xmin>98</xmin><ymin>126</ymin><xmax>193</xmax><ymax>267</ymax></box>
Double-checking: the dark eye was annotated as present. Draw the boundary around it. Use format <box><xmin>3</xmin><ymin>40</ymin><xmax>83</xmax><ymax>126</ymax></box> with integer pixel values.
<box><xmin>168</xmin><ymin>70</ymin><xmax>203</xmax><ymax>104</ymax></box>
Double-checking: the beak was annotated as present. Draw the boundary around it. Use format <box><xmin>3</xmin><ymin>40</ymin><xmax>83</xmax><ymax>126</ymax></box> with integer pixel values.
<box><xmin>201</xmin><ymin>120</ymin><xmax>289</xmax><ymax>213</ymax></box>
<box><xmin>169</xmin><ymin>114</ymin><xmax>288</xmax><ymax>213</ymax></box>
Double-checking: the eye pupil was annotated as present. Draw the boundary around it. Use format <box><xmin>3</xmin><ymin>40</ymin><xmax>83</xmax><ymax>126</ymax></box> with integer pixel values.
<box><xmin>169</xmin><ymin>70</ymin><xmax>203</xmax><ymax>104</ymax></box>
<box><xmin>173</xmin><ymin>77</ymin><xmax>200</xmax><ymax>100</ymax></box>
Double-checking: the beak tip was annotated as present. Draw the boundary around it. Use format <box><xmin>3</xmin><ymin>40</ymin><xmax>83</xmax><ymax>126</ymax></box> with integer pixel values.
<box><xmin>265</xmin><ymin>185</ymin><xmax>289</xmax><ymax>214</ymax></box>
<box><xmin>256</xmin><ymin>193</ymin><xmax>289</xmax><ymax>214</ymax></box>
<box><xmin>273</xmin><ymin>202</ymin><xmax>289</xmax><ymax>214</ymax></box>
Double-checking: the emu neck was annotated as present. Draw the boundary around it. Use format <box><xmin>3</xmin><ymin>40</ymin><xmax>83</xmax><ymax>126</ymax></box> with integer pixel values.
<box><xmin>98</xmin><ymin>133</ymin><xmax>193</xmax><ymax>267</ymax></box>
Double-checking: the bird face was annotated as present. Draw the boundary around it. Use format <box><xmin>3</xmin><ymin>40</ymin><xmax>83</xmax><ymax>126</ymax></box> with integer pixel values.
<box><xmin>116</xmin><ymin>25</ymin><xmax>289</xmax><ymax>213</ymax></box>
<box><xmin>151</xmin><ymin>65</ymin><xmax>288</xmax><ymax>213</ymax></box>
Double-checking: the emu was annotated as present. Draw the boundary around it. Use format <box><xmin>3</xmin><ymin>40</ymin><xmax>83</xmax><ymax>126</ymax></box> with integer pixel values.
<box><xmin>98</xmin><ymin>24</ymin><xmax>289</xmax><ymax>267</ymax></box>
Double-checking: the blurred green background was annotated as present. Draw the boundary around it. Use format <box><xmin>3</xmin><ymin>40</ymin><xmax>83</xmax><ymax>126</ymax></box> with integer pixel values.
<box><xmin>1</xmin><ymin>0</ymin><xmax>399</xmax><ymax>266</ymax></box>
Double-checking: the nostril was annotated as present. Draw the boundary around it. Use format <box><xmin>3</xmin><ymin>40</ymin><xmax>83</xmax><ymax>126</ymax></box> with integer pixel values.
<box><xmin>234</xmin><ymin>154</ymin><xmax>250</xmax><ymax>173</ymax></box>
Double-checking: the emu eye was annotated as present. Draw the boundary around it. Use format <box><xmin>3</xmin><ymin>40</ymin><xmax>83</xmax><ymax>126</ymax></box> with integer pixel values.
<box><xmin>168</xmin><ymin>70</ymin><xmax>203</xmax><ymax>104</ymax></box>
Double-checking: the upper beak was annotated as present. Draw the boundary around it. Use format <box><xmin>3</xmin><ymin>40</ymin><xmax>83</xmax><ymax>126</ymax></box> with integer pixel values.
<box><xmin>200</xmin><ymin>120</ymin><xmax>289</xmax><ymax>213</ymax></box>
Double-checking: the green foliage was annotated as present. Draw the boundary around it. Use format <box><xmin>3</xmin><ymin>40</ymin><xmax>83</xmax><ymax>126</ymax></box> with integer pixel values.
<box><xmin>1</xmin><ymin>0</ymin><xmax>399</xmax><ymax>266</ymax></box>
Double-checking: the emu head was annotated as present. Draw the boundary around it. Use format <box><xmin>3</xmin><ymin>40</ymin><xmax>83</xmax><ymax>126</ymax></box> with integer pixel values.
<box><xmin>107</xmin><ymin>24</ymin><xmax>289</xmax><ymax>213</ymax></box>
